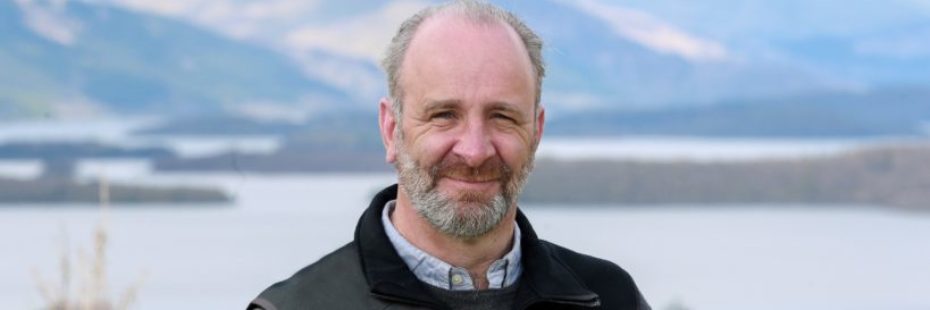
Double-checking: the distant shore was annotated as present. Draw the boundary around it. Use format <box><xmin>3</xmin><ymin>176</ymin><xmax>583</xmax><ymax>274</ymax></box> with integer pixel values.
<box><xmin>0</xmin><ymin>177</ymin><xmax>231</xmax><ymax>205</ymax></box>
<box><xmin>4</xmin><ymin>138</ymin><xmax>930</xmax><ymax>209</ymax></box>
<box><xmin>522</xmin><ymin>144</ymin><xmax>930</xmax><ymax>210</ymax></box>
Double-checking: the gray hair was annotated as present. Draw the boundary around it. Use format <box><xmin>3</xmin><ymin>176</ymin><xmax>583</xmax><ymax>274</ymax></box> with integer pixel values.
<box><xmin>381</xmin><ymin>0</ymin><xmax>545</xmax><ymax>117</ymax></box>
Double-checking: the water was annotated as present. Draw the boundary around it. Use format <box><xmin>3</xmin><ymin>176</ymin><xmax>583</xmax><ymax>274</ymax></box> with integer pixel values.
<box><xmin>0</xmin><ymin>118</ymin><xmax>282</xmax><ymax>158</ymax></box>
<box><xmin>536</xmin><ymin>136</ymin><xmax>911</xmax><ymax>162</ymax></box>
<box><xmin>2</xmin><ymin>121</ymin><xmax>929</xmax><ymax>309</ymax></box>
<box><xmin>0</xmin><ymin>160</ymin><xmax>41</xmax><ymax>179</ymax></box>
<box><xmin>2</xmin><ymin>173</ymin><xmax>396</xmax><ymax>309</ymax></box>
<box><xmin>2</xmin><ymin>173</ymin><xmax>929</xmax><ymax>310</ymax></box>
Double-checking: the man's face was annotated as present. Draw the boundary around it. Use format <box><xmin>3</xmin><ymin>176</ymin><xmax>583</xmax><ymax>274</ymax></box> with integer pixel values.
<box><xmin>379</xmin><ymin>15</ymin><xmax>544</xmax><ymax>239</ymax></box>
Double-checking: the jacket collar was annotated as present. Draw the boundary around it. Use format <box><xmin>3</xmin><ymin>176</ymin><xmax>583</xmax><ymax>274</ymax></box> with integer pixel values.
<box><xmin>355</xmin><ymin>184</ymin><xmax>601</xmax><ymax>309</ymax></box>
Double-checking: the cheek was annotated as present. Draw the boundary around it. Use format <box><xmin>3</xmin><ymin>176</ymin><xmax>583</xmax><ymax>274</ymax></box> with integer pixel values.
<box><xmin>408</xmin><ymin>131</ymin><xmax>457</xmax><ymax>163</ymax></box>
<box><xmin>492</xmin><ymin>134</ymin><xmax>533</xmax><ymax>167</ymax></box>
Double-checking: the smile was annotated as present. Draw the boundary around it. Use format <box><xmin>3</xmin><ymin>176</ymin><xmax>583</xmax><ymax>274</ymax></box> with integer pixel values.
<box><xmin>439</xmin><ymin>176</ymin><xmax>501</xmax><ymax>191</ymax></box>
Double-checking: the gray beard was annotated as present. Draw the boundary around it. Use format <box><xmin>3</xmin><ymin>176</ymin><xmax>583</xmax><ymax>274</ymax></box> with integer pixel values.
<box><xmin>396</xmin><ymin>150</ymin><xmax>533</xmax><ymax>239</ymax></box>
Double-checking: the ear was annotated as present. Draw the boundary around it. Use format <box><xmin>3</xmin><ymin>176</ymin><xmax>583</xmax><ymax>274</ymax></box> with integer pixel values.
<box><xmin>534</xmin><ymin>106</ymin><xmax>545</xmax><ymax>146</ymax></box>
<box><xmin>379</xmin><ymin>97</ymin><xmax>399</xmax><ymax>164</ymax></box>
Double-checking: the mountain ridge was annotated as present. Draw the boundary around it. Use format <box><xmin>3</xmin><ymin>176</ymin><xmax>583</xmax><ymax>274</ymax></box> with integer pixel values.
<box><xmin>3</xmin><ymin>0</ymin><xmax>928</xmax><ymax>122</ymax></box>
<box><xmin>0</xmin><ymin>0</ymin><xmax>350</xmax><ymax>119</ymax></box>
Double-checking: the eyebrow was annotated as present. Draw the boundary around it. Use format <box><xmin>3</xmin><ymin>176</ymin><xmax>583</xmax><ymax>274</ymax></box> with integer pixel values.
<box><xmin>420</xmin><ymin>98</ymin><xmax>527</xmax><ymax>119</ymax></box>
<box><xmin>423</xmin><ymin>99</ymin><xmax>522</xmax><ymax>111</ymax></box>
<box><xmin>486</xmin><ymin>101</ymin><xmax>522</xmax><ymax>115</ymax></box>
<box><xmin>422</xmin><ymin>99</ymin><xmax>462</xmax><ymax>112</ymax></box>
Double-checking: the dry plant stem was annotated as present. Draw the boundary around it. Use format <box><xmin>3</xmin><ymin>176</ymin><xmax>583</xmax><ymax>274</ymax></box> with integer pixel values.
<box><xmin>33</xmin><ymin>174</ymin><xmax>143</xmax><ymax>310</ymax></box>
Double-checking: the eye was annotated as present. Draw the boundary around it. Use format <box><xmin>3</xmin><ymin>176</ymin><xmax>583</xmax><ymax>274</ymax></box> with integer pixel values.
<box><xmin>431</xmin><ymin>111</ymin><xmax>456</xmax><ymax>120</ymax></box>
<box><xmin>492</xmin><ymin>112</ymin><xmax>516</xmax><ymax>122</ymax></box>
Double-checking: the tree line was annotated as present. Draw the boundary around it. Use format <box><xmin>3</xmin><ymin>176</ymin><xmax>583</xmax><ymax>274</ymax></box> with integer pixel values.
<box><xmin>522</xmin><ymin>144</ymin><xmax>930</xmax><ymax>210</ymax></box>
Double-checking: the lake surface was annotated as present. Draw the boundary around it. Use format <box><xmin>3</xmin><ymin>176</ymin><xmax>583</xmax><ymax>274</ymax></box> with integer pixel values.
<box><xmin>2</xmin><ymin>120</ymin><xmax>929</xmax><ymax>309</ymax></box>
<box><xmin>0</xmin><ymin>118</ymin><xmax>282</xmax><ymax>158</ymax></box>
<box><xmin>2</xmin><ymin>173</ymin><xmax>929</xmax><ymax>310</ymax></box>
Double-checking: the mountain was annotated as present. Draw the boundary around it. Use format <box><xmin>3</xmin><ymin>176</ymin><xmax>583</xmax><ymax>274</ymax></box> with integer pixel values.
<box><xmin>5</xmin><ymin>0</ymin><xmax>928</xmax><ymax>122</ymax></box>
<box><xmin>90</xmin><ymin>0</ymin><xmax>930</xmax><ymax>113</ymax></box>
<box><xmin>598</xmin><ymin>0</ymin><xmax>930</xmax><ymax>87</ymax></box>
<box><xmin>0</xmin><ymin>0</ymin><xmax>349</xmax><ymax>119</ymax></box>
<box><xmin>501</xmin><ymin>0</ymin><xmax>843</xmax><ymax>111</ymax></box>
<box><xmin>548</xmin><ymin>87</ymin><xmax>930</xmax><ymax>137</ymax></box>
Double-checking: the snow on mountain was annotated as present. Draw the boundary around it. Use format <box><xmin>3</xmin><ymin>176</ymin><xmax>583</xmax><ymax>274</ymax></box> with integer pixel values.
<box><xmin>6</xmin><ymin>0</ymin><xmax>927</xmax><ymax>118</ymax></box>
<box><xmin>568</xmin><ymin>0</ymin><xmax>729</xmax><ymax>63</ymax></box>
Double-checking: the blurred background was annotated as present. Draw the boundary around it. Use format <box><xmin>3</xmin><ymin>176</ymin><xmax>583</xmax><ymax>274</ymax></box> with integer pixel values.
<box><xmin>2</xmin><ymin>0</ymin><xmax>930</xmax><ymax>309</ymax></box>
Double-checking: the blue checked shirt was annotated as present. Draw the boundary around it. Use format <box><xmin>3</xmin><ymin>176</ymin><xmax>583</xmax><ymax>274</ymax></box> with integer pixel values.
<box><xmin>381</xmin><ymin>200</ymin><xmax>522</xmax><ymax>291</ymax></box>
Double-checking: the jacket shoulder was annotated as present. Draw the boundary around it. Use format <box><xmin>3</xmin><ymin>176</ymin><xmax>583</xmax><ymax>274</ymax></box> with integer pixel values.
<box><xmin>539</xmin><ymin>240</ymin><xmax>650</xmax><ymax>310</ymax></box>
<box><xmin>248</xmin><ymin>242</ymin><xmax>373</xmax><ymax>310</ymax></box>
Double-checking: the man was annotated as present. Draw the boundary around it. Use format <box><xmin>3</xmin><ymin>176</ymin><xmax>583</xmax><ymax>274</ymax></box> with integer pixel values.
<box><xmin>249</xmin><ymin>1</ymin><xmax>649</xmax><ymax>309</ymax></box>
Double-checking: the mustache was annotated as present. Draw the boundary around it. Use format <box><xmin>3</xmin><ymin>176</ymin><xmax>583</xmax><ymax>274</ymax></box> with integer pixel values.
<box><xmin>429</xmin><ymin>157</ymin><xmax>512</xmax><ymax>184</ymax></box>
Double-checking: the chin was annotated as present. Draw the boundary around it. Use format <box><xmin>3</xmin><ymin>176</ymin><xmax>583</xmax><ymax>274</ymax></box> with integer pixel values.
<box><xmin>444</xmin><ymin>188</ymin><xmax>499</xmax><ymax>205</ymax></box>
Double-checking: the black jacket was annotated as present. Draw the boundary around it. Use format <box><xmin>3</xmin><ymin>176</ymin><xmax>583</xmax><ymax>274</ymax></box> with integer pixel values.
<box><xmin>249</xmin><ymin>185</ymin><xmax>650</xmax><ymax>310</ymax></box>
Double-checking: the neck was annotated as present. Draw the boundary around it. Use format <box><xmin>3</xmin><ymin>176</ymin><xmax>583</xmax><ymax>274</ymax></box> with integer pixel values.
<box><xmin>392</xmin><ymin>186</ymin><xmax>517</xmax><ymax>289</ymax></box>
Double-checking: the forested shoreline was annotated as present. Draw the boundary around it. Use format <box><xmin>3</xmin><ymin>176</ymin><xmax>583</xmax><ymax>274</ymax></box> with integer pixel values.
<box><xmin>522</xmin><ymin>144</ymin><xmax>930</xmax><ymax>209</ymax></box>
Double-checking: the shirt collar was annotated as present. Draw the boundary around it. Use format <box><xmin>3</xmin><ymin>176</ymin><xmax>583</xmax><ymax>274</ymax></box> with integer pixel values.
<box><xmin>381</xmin><ymin>200</ymin><xmax>523</xmax><ymax>291</ymax></box>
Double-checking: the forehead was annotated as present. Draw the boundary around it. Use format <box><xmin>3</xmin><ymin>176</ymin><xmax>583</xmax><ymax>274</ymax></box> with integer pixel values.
<box><xmin>399</xmin><ymin>13</ymin><xmax>536</xmax><ymax>111</ymax></box>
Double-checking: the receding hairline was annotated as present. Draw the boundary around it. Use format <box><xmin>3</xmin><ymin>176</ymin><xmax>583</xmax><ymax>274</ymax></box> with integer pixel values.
<box><xmin>398</xmin><ymin>12</ymin><xmax>537</xmax><ymax>88</ymax></box>
<box><xmin>382</xmin><ymin>0</ymin><xmax>546</xmax><ymax>113</ymax></box>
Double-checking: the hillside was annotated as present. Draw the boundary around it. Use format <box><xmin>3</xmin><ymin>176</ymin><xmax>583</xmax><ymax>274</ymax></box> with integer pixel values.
<box><xmin>548</xmin><ymin>87</ymin><xmax>930</xmax><ymax>137</ymax></box>
<box><xmin>522</xmin><ymin>144</ymin><xmax>930</xmax><ymax>209</ymax></box>
<box><xmin>129</xmin><ymin>87</ymin><xmax>930</xmax><ymax>139</ymax></box>
<box><xmin>511</xmin><ymin>0</ymin><xmax>840</xmax><ymax>110</ymax></box>
<box><xmin>5</xmin><ymin>0</ymin><xmax>929</xmax><ymax>120</ymax></box>
<box><xmin>152</xmin><ymin>112</ymin><xmax>389</xmax><ymax>173</ymax></box>
<box><xmin>607</xmin><ymin>0</ymin><xmax>930</xmax><ymax>86</ymax></box>
<box><xmin>0</xmin><ymin>0</ymin><xmax>347</xmax><ymax>119</ymax></box>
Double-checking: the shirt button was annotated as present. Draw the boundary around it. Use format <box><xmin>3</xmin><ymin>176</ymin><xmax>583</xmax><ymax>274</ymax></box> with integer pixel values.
<box><xmin>451</xmin><ymin>274</ymin><xmax>464</xmax><ymax>285</ymax></box>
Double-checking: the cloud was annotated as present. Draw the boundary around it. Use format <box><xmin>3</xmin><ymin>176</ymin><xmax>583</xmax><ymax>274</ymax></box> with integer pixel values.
<box><xmin>100</xmin><ymin>0</ymin><xmax>322</xmax><ymax>39</ymax></box>
<box><xmin>855</xmin><ymin>29</ymin><xmax>930</xmax><ymax>59</ymax></box>
<box><xmin>99</xmin><ymin>0</ymin><xmax>200</xmax><ymax>16</ymax></box>
<box><xmin>15</xmin><ymin>0</ymin><xmax>83</xmax><ymax>45</ymax></box>
<box><xmin>569</xmin><ymin>0</ymin><xmax>729</xmax><ymax>62</ymax></box>
<box><xmin>91</xmin><ymin>0</ymin><xmax>402</xmax><ymax>102</ymax></box>
<box><xmin>284</xmin><ymin>0</ymin><xmax>429</xmax><ymax>63</ymax></box>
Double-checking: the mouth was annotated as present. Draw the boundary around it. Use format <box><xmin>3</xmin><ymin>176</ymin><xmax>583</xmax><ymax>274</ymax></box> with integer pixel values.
<box><xmin>429</xmin><ymin>159</ymin><xmax>509</xmax><ymax>194</ymax></box>
<box><xmin>443</xmin><ymin>174</ymin><xmax>501</xmax><ymax>183</ymax></box>
<box><xmin>439</xmin><ymin>175</ymin><xmax>501</xmax><ymax>192</ymax></box>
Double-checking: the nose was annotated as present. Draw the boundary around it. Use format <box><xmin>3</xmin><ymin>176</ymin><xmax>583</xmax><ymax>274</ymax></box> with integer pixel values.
<box><xmin>451</xmin><ymin>119</ymin><xmax>496</xmax><ymax>167</ymax></box>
